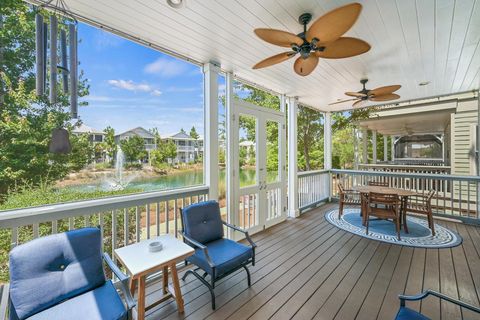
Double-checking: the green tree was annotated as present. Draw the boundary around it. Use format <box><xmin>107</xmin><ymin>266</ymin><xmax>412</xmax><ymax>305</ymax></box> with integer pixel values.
<box><xmin>0</xmin><ymin>1</ymin><xmax>90</xmax><ymax>196</ymax></box>
<box><xmin>297</xmin><ymin>106</ymin><xmax>323</xmax><ymax>171</ymax></box>
<box><xmin>162</xmin><ymin>140</ymin><xmax>177</xmax><ymax>162</ymax></box>
<box><xmin>69</xmin><ymin>133</ymin><xmax>94</xmax><ymax>171</ymax></box>
<box><xmin>120</xmin><ymin>136</ymin><xmax>146</xmax><ymax>163</ymax></box>
<box><xmin>102</xmin><ymin>126</ymin><xmax>116</xmax><ymax>164</ymax></box>
<box><xmin>189</xmin><ymin>126</ymin><xmax>200</xmax><ymax>162</ymax></box>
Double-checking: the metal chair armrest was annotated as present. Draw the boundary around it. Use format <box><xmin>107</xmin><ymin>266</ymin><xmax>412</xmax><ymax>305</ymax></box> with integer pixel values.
<box><xmin>103</xmin><ymin>253</ymin><xmax>136</xmax><ymax>312</ymax></box>
<box><xmin>399</xmin><ymin>290</ymin><xmax>480</xmax><ymax>313</ymax></box>
<box><xmin>223</xmin><ymin>221</ymin><xmax>257</xmax><ymax>248</ymax></box>
<box><xmin>182</xmin><ymin>233</ymin><xmax>215</xmax><ymax>268</ymax></box>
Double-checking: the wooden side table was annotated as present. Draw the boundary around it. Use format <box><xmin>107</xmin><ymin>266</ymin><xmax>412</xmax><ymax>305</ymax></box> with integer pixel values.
<box><xmin>114</xmin><ymin>235</ymin><xmax>194</xmax><ymax>320</ymax></box>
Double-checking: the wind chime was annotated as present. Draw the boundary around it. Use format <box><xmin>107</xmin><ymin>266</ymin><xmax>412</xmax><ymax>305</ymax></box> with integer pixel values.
<box><xmin>35</xmin><ymin>1</ymin><xmax>78</xmax><ymax>154</ymax></box>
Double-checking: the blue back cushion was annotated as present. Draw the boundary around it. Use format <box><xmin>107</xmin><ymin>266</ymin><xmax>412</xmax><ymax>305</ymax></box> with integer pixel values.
<box><xmin>9</xmin><ymin>228</ymin><xmax>106</xmax><ymax>320</ymax></box>
<box><xmin>182</xmin><ymin>201</ymin><xmax>224</xmax><ymax>244</ymax></box>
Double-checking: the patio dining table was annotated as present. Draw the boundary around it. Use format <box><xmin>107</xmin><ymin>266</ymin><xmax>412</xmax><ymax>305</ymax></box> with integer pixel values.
<box><xmin>352</xmin><ymin>185</ymin><xmax>419</xmax><ymax>233</ymax></box>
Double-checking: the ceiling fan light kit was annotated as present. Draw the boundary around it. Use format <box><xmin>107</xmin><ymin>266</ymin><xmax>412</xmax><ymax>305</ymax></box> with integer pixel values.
<box><xmin>253</xmin><ymin>3</ymin><xmax>371</xmax><ymax>76</ymax></box>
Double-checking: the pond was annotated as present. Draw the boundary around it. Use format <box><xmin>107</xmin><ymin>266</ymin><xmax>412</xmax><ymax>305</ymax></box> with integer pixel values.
<box><xmin>66</xmin><ymin>168</ymin><xmax>279</xmax><ymax>194</ymax></box>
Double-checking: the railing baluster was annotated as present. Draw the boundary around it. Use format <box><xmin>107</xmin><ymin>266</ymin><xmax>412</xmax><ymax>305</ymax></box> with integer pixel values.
<box><xmin>52</xmin><ymin>220</ymin><xmax>58</xmax><ymax>234</ymax></box>
<box><xmin>99</xmin><ymin>212</ymin><xmax>104</xmax><ymax>252</ymax></box>
<box><xmin>11</xmin><ymin>227</ymin><xmax>18</xmax><ymax>249</ymax></box>
<box><xmin>33</xmin><ymin>223</ymin><xmax>39</xmax><ymax>239</ymax></box>
<box><xmin>124</xmin><ymin>208</ymin><xmax>128</xmax><ymax>246</ymax></box>
<box><xmin>166</xmin><ymin>200</ymin><xmax>169</xmax><ymax>234</ymax></box>
<box><xmin>156</xmin><ymin>202</ymin><xmax>160</xmax><ymax>236</ymax></box>
<box><xmin>135</xmin><ymin>206</ymin><xmax>140</xmax><ymax>243</ymax></box>
<box><xmin>146</xmin><ymin>204</ymin><xmax>151</xmax><ymax>239</ymax></box>
<box><xmin>174</xmin><ymin>199</ymin><xmax>178</xmax><ymax>237</ymax></box>
<box><xmin>112</xmin><ymin>210</ymin><xmax>117</xmax><ymax>258</ymax></box>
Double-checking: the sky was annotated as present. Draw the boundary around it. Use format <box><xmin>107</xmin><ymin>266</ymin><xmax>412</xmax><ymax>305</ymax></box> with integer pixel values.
<box><xmin>77</xmin><ymin>23</ymin><xmax>205</xmax><ymax>137</ymax></box>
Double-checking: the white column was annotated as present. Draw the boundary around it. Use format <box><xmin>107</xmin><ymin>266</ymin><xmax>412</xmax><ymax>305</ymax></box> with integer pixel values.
<box><xmin>362</xmin><ymin>128</ymin><xmax>368</xmax><ymax>164</ymax></box>
<box><xmin>391</xmin><ymin>136</ymin><xmax>395</xmax><ymax>162</ymax></box>
<box><xmin>280</xmin><ymin>95</ymin><xmax>287</xmax><ymax>217</ymax></box>
<box><xmin>354</xmin><ymin>128</ymin><xmax>359</xmax><ymax>169</ymax></box>
<box><xmin>324</xmin><ymin>112</ymin><xmax>332</xmax><ymax>170</ymax></box>
<box><xmin>203</xmin><ymin>62</ymin><xmax>220</xmax><ymax>200</ymax></box>
<box><xmin>226</xmin><ymin>72</ymin><xmax>238</xmax><ymax>231</ymax></box>
<box><xmin>372</xmin><ymin>130</ymin><xmax>377</xmax><ymax>164</ymax></box>
<box><xmin>287</xmin><ymin>97</ymin><xmax>299</xmax><ymax>218</ymax></box>
<box><xmin>383</xmin><ymin>135</ymin><xmax>388</xmax><ymax>162</ymax></box>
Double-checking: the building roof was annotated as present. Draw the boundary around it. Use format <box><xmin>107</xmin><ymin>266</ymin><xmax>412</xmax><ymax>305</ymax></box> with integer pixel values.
<box><xmin>115</xmin><ymin>127</ymin><xmax>155</xmax><ymax>139</ymax></box>
<box><xmin>72</xmin><ymin>123</ymin><xmax>104</xmax><ymax>135</ymax></box>
<box><xmin>164</xmin><ymin>131</ymin><xmax>203</xmax><ymax>140</ymax></box>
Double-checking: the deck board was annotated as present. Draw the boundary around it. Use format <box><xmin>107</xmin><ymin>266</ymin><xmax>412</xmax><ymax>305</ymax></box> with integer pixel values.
<box><xmin>143</xmin><ymin>204</ymin><xmax>480</xmax><ymax>320</ymax></box>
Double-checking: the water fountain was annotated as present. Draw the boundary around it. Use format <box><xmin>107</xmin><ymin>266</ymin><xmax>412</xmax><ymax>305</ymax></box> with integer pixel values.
<box><xmin>104</xmin><ymin>146</ymin><xmax>136</xmax><ymax>191</ymax></box>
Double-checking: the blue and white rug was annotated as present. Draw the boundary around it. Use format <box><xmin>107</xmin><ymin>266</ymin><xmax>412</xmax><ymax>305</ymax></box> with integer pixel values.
<box><xmin>325</xmin><ymin>208</ymin><xmax>462</xmax><ymax>248</ymax></box>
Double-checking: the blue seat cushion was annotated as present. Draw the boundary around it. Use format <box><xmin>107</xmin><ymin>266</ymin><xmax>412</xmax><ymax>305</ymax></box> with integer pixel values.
<box><xmin>25</xmin><ymin>281</ymin><xmax>127</xmax><ymax>320</ymax></box>
<box><xmin>187</xmin><ymin>238</ymin><xmax>253</xmax><ymax>277</ymax></box>
<box><xmin>395</xmin><ymin>307</ymin><xmax>431</xmax><ymax>320</ymax></box>
<box><xmin>182</xmin><ymin>201</ymin><xmax>224</xmax><ymax>244</ymax></box>
<box><xmin>9</xmin><ymin>228</ymin><xmax>106</xmax><ymax>320</ymax></box>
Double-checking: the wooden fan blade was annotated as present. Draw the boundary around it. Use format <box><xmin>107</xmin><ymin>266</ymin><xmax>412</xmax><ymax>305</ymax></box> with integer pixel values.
<box><xmin>254</xmin><ymin>28</ymin><xmax>304</xmax><ymax>47</ymax></box>
<box><xmin>294</xmin><ymin>54</ymin><xmax>319</xmax><ymax>76</ymax></box>
<box><xmin>306</xmin><ymin>3</ymin><xmax>362</xmax><ymax>43</ymax></box>
<box><xmin>369</xmin><ymin>85</ymin><xmax>401</xmax><ymax>96</ymax></box>
<box><xmin>345</xmin><ymin>91</ymin><xmax>367</xmax><ymax>98</ymax></box>
<box><xmin>316</xmin><ymin>37</ymin><xmax>371</xmax><ymax>59</ymax></box>
<box><xmin>369</xmin><ymin>93</ymin><xmax>400</xmax><ymax>102</ymax></box>
<box><xmin>352</xmin><ymin>99</ymin><xmax>367</xmax><ymax>108</ymax></box>
<box><xmin>328</xmin><ymin>98</ymin><xmax>358</xmax><ymax>106</ymax></box>
<box><xmin>253</xmin><ymin>52</ymin><xmax>296</xmax><ymax>69</ymax></box>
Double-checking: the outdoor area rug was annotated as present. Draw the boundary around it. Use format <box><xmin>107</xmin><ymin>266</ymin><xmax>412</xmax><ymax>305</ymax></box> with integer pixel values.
<box><xmin>325</xmin><ymin>208</ymin><xmax>462</xmax><ymax>248</ymax></box>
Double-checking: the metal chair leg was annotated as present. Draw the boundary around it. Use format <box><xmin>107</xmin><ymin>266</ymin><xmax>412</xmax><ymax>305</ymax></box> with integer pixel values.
<box><xmin>243</xmin><ymin>265</ymin><xmax>251</xmax><ymax>287</ymax></box>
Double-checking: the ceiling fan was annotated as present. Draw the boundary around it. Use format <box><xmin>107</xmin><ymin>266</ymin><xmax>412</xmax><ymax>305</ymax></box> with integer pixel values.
<box><xmin>252</xmin><ymin>3</ymin><xmax>371</xmax><ymax>76</ymax></box>
<box><xmin>329</xmin><ymin>79</ymin><xmax>401</xmax><ymax>108</ymax></box>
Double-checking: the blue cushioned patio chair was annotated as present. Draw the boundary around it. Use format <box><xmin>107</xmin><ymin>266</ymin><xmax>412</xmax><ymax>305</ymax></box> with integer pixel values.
<box><xmin>396</xmin><ymin>290</ymin><xmax>480</xmax><ymax>319</ymax></box>
<box><xmin>180</xmin><ymin>200</ymin><xmax>256</xmax><ymax>309</ymax></box>
<box><xmin>8</xmin><ymin>227</ymin><xmax>135</xmax><ymax>320</ymax></box>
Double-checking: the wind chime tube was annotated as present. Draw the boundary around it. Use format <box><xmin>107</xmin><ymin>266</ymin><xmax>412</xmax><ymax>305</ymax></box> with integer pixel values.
<box><xmin>69</xmin><ymin>23</ymin><xmax>78</xmax><ymax>118</ymax></box>
<box><xmin>49</xmin><ymin>16</ymin><xmax>58</xmax><ymax>104</ymax></box>
<box><xmin>43</xmin><ymin>22</ymin><xmax>48</xmax><ymax>93</ymax></box>
<box><xmin>60</xmin><ymin>29</ymin><xmax>68</xmax><ymax>93</ymax></box>
<box><xmin>35</xmin><ymin>13</ymin><xmax>44</xmax><ymax>96</ymax></box>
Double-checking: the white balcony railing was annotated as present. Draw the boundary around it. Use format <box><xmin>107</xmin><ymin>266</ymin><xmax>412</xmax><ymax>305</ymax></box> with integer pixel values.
<box><xmin>298</xmin><ymin>170</ymin><xmax>331</xmax><ymax>211</ymax></box>
<box><xmin>0</xmin><ymin>185</ymin><xmax>209</xmax><ymax>256</ymax></box>
<box><xmin>297</xmin><ymin>169</ymin><xmax>480</xmax><ymax>223</ymax></box>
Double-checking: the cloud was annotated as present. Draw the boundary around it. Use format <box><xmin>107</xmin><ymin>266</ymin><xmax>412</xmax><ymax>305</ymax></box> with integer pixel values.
<box><xmin>82</xmin><ymin>95</ymin><xmax>113</xmax><ymax>102</ymax></box>
<box><xmin>107</xmin><ymin>79</ymin><xmax>162</xmax><ymax>96</ymax></box>
<box><xmin>144</xmin><ymin>57</ymin><xmax>188</xmax><ymax>77</ymax></box>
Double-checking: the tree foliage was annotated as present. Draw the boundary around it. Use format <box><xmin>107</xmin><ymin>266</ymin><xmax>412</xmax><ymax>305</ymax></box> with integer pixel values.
<box><xmin>120</xmin><ymin>136</ymin><xmax>146</xmax><ymax>163</ymax></box>
<box><xmin>0</xmin><ymin>1</ymin><xmax>90</xmax><ymax>196</ymax></box>
<box><xmin>102</xmin><ymin>126</ymin><xmax>116</xmax><ymax>164</ymax></box>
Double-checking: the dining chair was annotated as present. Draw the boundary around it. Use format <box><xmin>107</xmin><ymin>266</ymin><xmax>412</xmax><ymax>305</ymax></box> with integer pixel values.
<box><xmin>337</xmin><ymin>182</ymin><xmax>361</xmax><ymax>218</ymax></box>
<box><xmin>406</xmin><ymin>190</ymin><xmax>436</xmax><ymax>235</ymax></box>
<box><xmin>395</xmin><ymin>290</ymin><xmax>480</xmax><ymax>319</ymax></box>
<box><xmin>366</xmin><ymin>192</ymin><xmax>402</xmax><ymax>240</ymax></box>
<box><xmin>367</xmin><ymin>180</ymin><xmax>389</xmax><ymax>187</ymax></box>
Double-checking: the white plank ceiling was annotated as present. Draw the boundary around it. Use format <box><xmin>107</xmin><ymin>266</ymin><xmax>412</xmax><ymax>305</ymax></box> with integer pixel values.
<box><xmin>35</xmin><ymin>0</ymin><xmax>480</xmax><ymax>111</ymax></box>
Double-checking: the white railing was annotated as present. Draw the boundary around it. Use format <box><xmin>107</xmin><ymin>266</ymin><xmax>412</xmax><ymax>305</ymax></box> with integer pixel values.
<box><xmin>0</xmin><ymin>186</ymin><xmax>209</xmax><ymax>257</ymax></box>
<box><xmin>331</xmin><ymin>169</ymin><xmax>480</xmax><ymax>222</ymax></box>
<box><xmin>298</xmin><ymin>170</ymin><xmax>330</xmax><ymax>211</ymax></box>
<box><xmin>358</xmin><ymin>164</ymin><xmax>451</xmax><ymax>174</ymax></box>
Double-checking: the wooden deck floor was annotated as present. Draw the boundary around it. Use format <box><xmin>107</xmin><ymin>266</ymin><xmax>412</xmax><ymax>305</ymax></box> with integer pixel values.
<box><xmin>144</xmin><ymin>203</ymin><xmax>480</xmax><ymax>320</ymax></box>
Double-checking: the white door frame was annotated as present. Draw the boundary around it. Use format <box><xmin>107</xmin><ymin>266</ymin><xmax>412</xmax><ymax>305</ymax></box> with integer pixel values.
<box><xmin>228</xmin><ymin>97</ymin><xmax>287</xmax><ymax>236</ymax></box>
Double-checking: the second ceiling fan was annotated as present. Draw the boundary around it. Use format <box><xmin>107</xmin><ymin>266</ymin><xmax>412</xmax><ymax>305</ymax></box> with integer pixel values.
<box><xmin>252</xmin><ymin>3</ymin><xmax>371</xmax><ymax>76</ymax></box>
<box><xmin>329</xmin><ymin>79</ymin><xmax>402</xmax><ymax>108</ymax></box>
